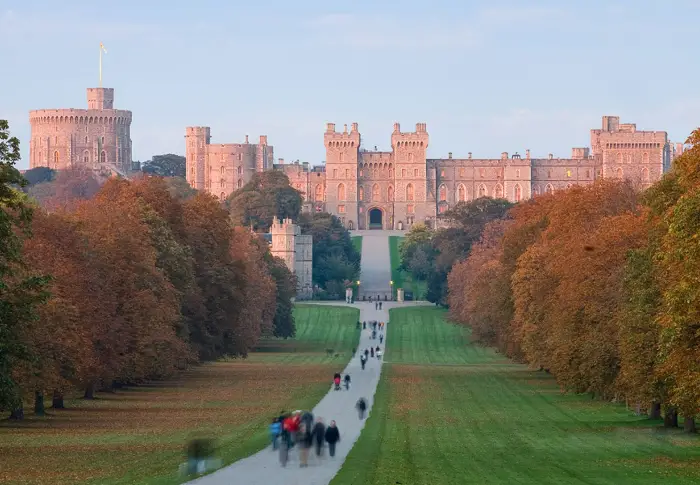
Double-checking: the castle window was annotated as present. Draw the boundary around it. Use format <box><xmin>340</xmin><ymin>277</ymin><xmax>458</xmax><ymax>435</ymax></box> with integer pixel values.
<box><xmin>345</xmin><ymin>169</ymin><xmax>350</xmax><ymax>178</ymax></box>
<box><xmin>586</xmin><ymin>169</ymin><xmax>590</xmax><ymax>178</ymax></box>
<box><xmin>458</xmin><ymin>184</ymin><xmax>466</xmax><ymax>202</ymax></box>
<box><xmin>372</xmin><ymin>183</ymin><xmax>380</xmax><ymax>202</ymax></box>
<box><xmin>315</xmin><ymin>184</ymin><xmax>323</xmax><ymax>201</ymax></box>
<box><xmin>220</xmin><ymin>166</ymin><xmax>225</xmax><ymax>174</ymax></box>
<box><xmin>626</xmin><ymin>154</ymin><xmax>633</xmax><ymax>164</ymax></box>
<box><xmin>514</xmin><ymin>184</ymin><xmax>522</xmax><ymax>202</ymax></box>
<box><xmin>402</xmin><ymin>169</ymin><xmax>407</xmax><ymax>177</ymax></box>
<box><xmin>440</xmin><ymin>169</ymin><xmax>445</xmax><ymax>177</ymax></box>
<box><xmin>616</xmin><ymin>152</ymin><xmax>623</xmax><ymax>164</ymax></box>
<box><xmin>338</xmin><ymin>183</ymin><xmax>346</xmax><ymax>200</ymax></box>
<box><xmin>237</xmin><ymin>180</ymin><xmax>242</xmax><ymax>189</ymax></box>
<box><xmin>459</xmin><ymin>168</ymin><xmax>465</xmax><ymax>177</ymax></box>
<box><xmin>338</xmin><ymin>204</ymin><xmax>346</xmax><ymax>214</ymax></box>
<box><xmin>642</xmin><ymin>152</ymin><xmax>649</xmax><ymax>163</ymax></box>
<box><xmin>516</xmin><ymin>169</ymin><xmax>520</xmax><ymax>178</ymax></box>
<box><xmin>85</xmin><ymin>136</ymin><xmax>88</xmax><ymax>144</ymax></box>
<box><xmin>238</xmin><ymin>166</ymin><xmax>242</xmax><ymax>175</ymax></box>
<box><xmin>360</xmin><ymin>169</ymin><xmax>364</xmax><ymax>176</ymax></box>
<box><xmin>238</xmin><ymin>153</ymin><xmax>242</xmax><ymax>161</ymax></box>
<box><xmin>480</xmin><ymin>168</ymin><xmax>485</xmax><ymax>178</ymax></box>
<box><xmin>221</xmin><ymin>192</ymin><xmax>225</xmax><ymax>199</ymax></box>
<box><xmin>566</xmin><ymin>169</ymin><xmax>572</xmax><ymax>177</ymax></box>
<box><xmin>533</xmin><ymin>185</ymin><xmax>539</xmax><ymax>196</ymax></box>
<box><xmin>547</xmin><ymin>169</ymin><xmax>552</xmax><ymax>178</ymax></box>
<box><xmin>220</xmin><ymin>179</ymin><xmax>225</xmax><ymax>189</ymax></box>
<box><xmin>359</xmin><ymin>186</ymin><xmax>364</xmax><ymax>201</ymax></box>
<box><xmin>439</xmin><ymin>184</ymin><xmax>447</xmax><ymax>202</ymax></box>
<box><xmin>339</xmin><ymin>153</ymin><xmax>344</xmax><ymax>162</ymax></box>
<box><xmin>545</xmin><ymin>184</ymin><xmax>554</xmax><ymax>194</ymax></box>
<box><xmin>439</xmin><ymin>205</ymin><xmax>447</xmax><ymax>214</ymax></box>
<box><xmin>101</xmin><ymin>136</ymin><xmax>104</xmax><ymax>144</ymax></box>
<box><xmin>409</xmin><ymin>153</ymin><xmax>414</xmax><ymax>163</ymax></box>
<box><xmin>191</xmin><ymin>168</ymin><xmax>195</xmax><ymax>176</ymax></box>
<box><xmin>478</xmin><ymin>184</ymin><xmax>487</xmax><ymax>197</ymax></box>
<box><xmin>407</xmin><ymin>204</ymin><xmax>415</xmax><ymax>214</ymax></box>
<box><xmin>642</xmin><ymin>167</ymin><xmax>650</xmax><ymax>181</ymax></box>
<box><xmin>414</xmin><ymin>168</ymin><xmax>419</xmax><ymax>177</ymax></box>
<box><xmin>616</xmin><ymin>167</ymin><xmax>623</xmax><ymax>178</ymax></box>
<box><xmin>387</xmin><ymin>185</ymin><xmax>394</xmax><ymax>201</ymax></box>
<box><xmin>100</xmin><ymin>151</ymin><xmax>105</xmax><ymax>164</ymax></box>
<box><xmin>333</xmin><ymin>169</ymin><xmax>338</xmax><ymax>178</ymax></box>
<box><xmin>53</xmin><ymin>151</ymin><xmax>59</xmax><ymax>165</ymax></box>
<box><xmin>494</xmin><ymin>184</ymin><xmax>503</xmax><ymax>198</ymax></box>
<box><xmin>83</xmin><ymin>150</ymin><xmax>89</xmax><ymax>164</ymax></box>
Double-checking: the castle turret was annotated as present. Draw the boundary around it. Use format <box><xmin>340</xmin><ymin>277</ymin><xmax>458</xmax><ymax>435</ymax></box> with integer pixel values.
<box><xmin>185</xmin><ymin>126</ymin><xmax>211</xmax><ymax>191</ymax></box>
<box><xmin>324</xmin><ymin>122</ymin><xmax>361</xmax><ymax>230</ymax></box>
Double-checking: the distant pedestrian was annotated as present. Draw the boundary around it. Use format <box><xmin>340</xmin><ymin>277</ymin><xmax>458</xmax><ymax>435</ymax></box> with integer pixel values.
<box><xmin>360</xmin><ymin>355</ymin><xmax>366</xmax><ymax>370</ymax></box>
<box><xmin>312</xmin><ymin>418</ymin><xmax>326</xmax><ymax>457</ymax></box>
<box><xmin>379</xmin><ymin>334</ymin><xmax>383</xmax><ymax>344</ymax></box>
<box><xmin>379</xmin><ymin>301</ymin><xmax>383</xmax><ymax>310</ymax></box>
<box><xmin>370</xmin><ymin>348</ymin><xmax>374</xmax><ymax>358</ymax></box>
<box><xmin>270</xmin><ymin>418</ymin><xmax>281</xmax><ymax>450</ymax></box>
<box><xmin>356</xmin><ymin>398</ymin><xmax>367</xmax><ymax>420</ymax></box>
<box><xmin>352</xmin><ymin>347</ymin><xmax>356</xmax><ymax>357</ymax></box>
<box><xmin>325</xmin><ymin>420</ymin><xmax>340</xmax><ymax>457</ymax></box>
<box><xmin>364</xmin><ymin>348</ymin><xmax>369</xmax><ymax>359</ymax></box>
<box><xmin>363</xmin><ymin>321</ymin><xmax>367</xmax><ymax>329</ymax></box>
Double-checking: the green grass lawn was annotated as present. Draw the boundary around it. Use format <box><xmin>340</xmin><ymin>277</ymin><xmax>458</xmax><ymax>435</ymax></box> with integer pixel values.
<box><xmin>0</xmin><ymin>304</ymin><xmax>360</xmax><ymax>485</ymax></box>
<box><xmin>332</xmin><ymin>307</ymin><xmax>700</xmax><ymax>485</ymax></box>
<box><xmin>388</xmin><ymin>236</ymin><xmax>427</xmax><ymax>300</ymax></box>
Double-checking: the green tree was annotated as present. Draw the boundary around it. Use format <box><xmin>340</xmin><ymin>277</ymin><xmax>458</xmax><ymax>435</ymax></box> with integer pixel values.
<box><xmin>266</xmin><ymin>256</ymin><xmax>297</xmax><ymax>338</ymax></box>
<box><xmin>142</xmin><ymin>154</ymin><xmax>186</xmax><ymax>177</ymax></box>
<box><xmin>21</xmin><ymin>167</ymin><xmax>55</xmax><ymax>187</ymax></box>
<box><xmin>228</xmin><ymin>171</ymin><xmax>302</xmax><ymax>231</ymax></box>
<box><xmin>0</xmin><ymin>120</ymin><xmax>49</xmax><ymax>416</ymax></box>
<box><xmin>297</xmin><ymin>212</ymin><xmax>360</xmax><ymax>295</ymax></box>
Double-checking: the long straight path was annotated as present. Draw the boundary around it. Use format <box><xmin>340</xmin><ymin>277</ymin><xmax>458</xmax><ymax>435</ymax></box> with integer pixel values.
<box><xmin>186</xmin><ymin>301</ymin><xmax>413</xmax><ymax>485</ymax></box>
<box><xmin>352</xmin><ymin>231</ymin><xmax>393</xmax><ymax>299</ymax></box>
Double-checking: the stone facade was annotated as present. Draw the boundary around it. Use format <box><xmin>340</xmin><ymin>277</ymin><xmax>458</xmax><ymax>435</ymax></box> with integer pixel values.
<box><xmin>29</xmin><ymin>88</ymin><xmax>133</xmax><ymax>176</ymax></box>
<box><xmin>185</xmin><ymin>128</ymin><xmax>274</xmax><ymax>199</ymax></box>
<box><xmin>268</xmin><ymin>217</ymin><xmax>313</xmax><ymax>299</ymax></box>
<box><xmin>188</xmin><ymin>115</ymin><xmax>674</xmax><ymax>230</ymax></box>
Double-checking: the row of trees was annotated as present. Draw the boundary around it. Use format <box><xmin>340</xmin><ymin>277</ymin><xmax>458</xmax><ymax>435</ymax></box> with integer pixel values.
<box><xmin>448</xmin><ymin>129</ymin><xmax>700</xmax><ymax>432</ymax></box>
<box><xmin>0</xmin><ymin>121</ymin><xmax>296</xmax><ymax>418</ymax></box>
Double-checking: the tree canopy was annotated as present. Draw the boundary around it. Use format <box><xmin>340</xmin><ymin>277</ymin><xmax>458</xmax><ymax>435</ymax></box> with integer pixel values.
<box><xmin>227</xmin><ymin>171</ymin><xmax>302</xmax><ymax>231</ymax></box>
<box><xmin>141</xmin><ymin>154</ymin><xmax>186</xmax><ymax>178</ymax></box>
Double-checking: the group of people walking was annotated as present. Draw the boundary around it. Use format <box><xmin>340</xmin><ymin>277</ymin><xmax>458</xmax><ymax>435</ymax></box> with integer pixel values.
<box><xmin>270</xmin><ymin>411</ymin><xmax>341</xmax><ymax>467</ymax></box>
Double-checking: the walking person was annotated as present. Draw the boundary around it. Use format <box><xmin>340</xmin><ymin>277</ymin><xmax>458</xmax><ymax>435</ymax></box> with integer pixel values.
<box><xmin>270</xmin><ymin>418</ymin><xmax>281</xmax><ymax>450</ymax></box>
<box><xmin>360</xmin><ymin>355</ymin><xmax>366</xmax><ymax>370</ymax></box>
<box><xmin>356</xmin><ymin>398</ymin><xmax>368</xmax><ymax>420</ymax></box>
<box><xmin>297</xmin><ymin>423</ymin><xmax>312</xmax><ymax>467</ymax></box>
<box><xmin>364</xmin><ymin>348</ymin><xmax>369</xmax><ymax>359</ymax></box>
<box><xmin>344</xmin><ymin>373</ymin><xmax>351</xmax><ymax>390</ymax></box>
<box><xmin>352</xmin><ymin>347</ymin><xmax>356</xmax><ymax>358</ymax></box>
<box><xmin>370</xmin><ymin>348</ymin><xmax>374</xmax><ymax>358</ymax></box>
<box><xmin>379</xmin><ymin>334</ymin><xmax>384</xmax><ymax>344</ymax></box>
<box><xmin>363</xmin><ymin>321</ymin><xmax>366</xmax><ymax>329</ymax></box>
<box><xmin>312</xmin><ymin>418</ymin><xmax>326</xmax><ymax>457</ymax></box>
<box><xmin>324</xmin><ymin>420</ymin><xmax>340</xmax><ymax>457</ymax></box>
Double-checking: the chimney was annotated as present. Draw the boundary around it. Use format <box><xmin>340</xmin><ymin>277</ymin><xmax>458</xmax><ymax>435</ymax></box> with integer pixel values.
<box><xmin>278</xmin><ymin>158</ymin><xmax>285</xmax><ymax>164</ymax></box>
<box><xmin>351</xmin><ymin>122</ymin><xmax>358</xmax><ymax>132</ymax></box>
<box><xmin>343</xmin><ymin>124</ymin><xmax>348</xmax><ymax>133</ymax></box>
<box><xmin>525</xmin><ymin>149</ymin><xmax>531</xmax><ymax>159</ymax></box>
<box><xmin>501</xmin><ymin>152</ymin><xmax>508</xmax><ymax>160</ymax></box>
<box><xmin>245</xmin><ymin>135</ymin><xmax>249</xmax><ymax>144</ymax></box>
<box><xmin>468</xmin><ymin>152</ymin><xmax>472</xmax><ymax>159</ymax></box>
<box><xmin>393</xmin><ymin>122</ymin><xmax>400</xmax><ymax>133</ymax></box>
<box><xmin>259</xmin><ymin>135</ymin><xmax>268</xmax><ymax>145</ymax></box>
<box><xmin>326</xmin><ymin>123</ymin><xmax>335</xmax><ymax>133</ymax></box>
<box><xmin>548</xmin><ymin>153</ymin><xmax>554</xmax><ymax>160</ymax></box>
<box><xmin>448</xmin><ymin>152</ymin><xmax>452</xmax><ymax>159</ymax></box>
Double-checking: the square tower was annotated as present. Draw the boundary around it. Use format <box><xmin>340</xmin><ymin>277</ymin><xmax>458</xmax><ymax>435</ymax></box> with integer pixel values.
<box><xmin>185</xmin><ymin>127</ymin><xmax>211</xmax><ymax>190</ymax></box>
<box><xmin>392</xmin><ymin>123</ymin><xmax>429</xmax><ymax>228</ymax></box>
<box><xmin>324</xmin><ymin>122</ymin><xmax>360</xmax><ymax>230</ymax></box>
<box><xmin>270</xmin><ymin>216</ymin><xmax>298</xmax><ymax>272</ymax></box>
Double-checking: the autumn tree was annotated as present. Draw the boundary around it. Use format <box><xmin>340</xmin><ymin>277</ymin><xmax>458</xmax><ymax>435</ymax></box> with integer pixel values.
<box><xmin>28</xmin><ymin>167</ymin><xmax>100</xmax><ymax>211</ymax></box>
<box><xmin>0</xmin><ymin>120</ymin><xmax>48</xmax><ymax>418</ymax></box>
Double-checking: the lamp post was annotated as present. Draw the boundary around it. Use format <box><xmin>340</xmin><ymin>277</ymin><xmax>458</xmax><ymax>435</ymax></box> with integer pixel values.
<box><xmin>390</xmin><ymin>280</ymin><xmax>394</xmax><ymax>301</ymax></box>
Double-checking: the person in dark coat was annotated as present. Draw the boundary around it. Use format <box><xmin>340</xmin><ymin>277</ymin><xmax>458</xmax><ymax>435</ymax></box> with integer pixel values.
<box><xmin>364</xmin><ymin>348</ymin><xmax>369</xmax><ymax>358</ymax></box>
<box><xmin>302</xmin><ymin>411</ymin><xmax>314</xmax><ymax>432</ymax></box>
<box><xmin>312</xmin><ymin>418</ymin><xmax>326</xmax><ymax>456</ymax></box>
<box><xmin>360</xmin><ymin>355</ymin><xmax>366</xmax><ymax>370</ymax></box>
<box><xmin>356</xmin><ymin>398</ymin><xmax>367</xmax><ymax>419</ymax></box>
<box><xmin>324</xmin><ymin>420</ymin><xmax>340</xmax><ymax>457</ymax></box>
<box><xmin>370</xmin><ymin>348</ymin><xmax>374</xmax><ymax>358</ymax></box>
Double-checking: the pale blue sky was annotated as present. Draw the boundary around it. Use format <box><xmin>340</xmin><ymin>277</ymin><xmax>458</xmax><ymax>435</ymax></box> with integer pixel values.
<box><xmin>1</xmin><ymin>0</ymin><xmax>698</xmax><ymax>169</ymax></box>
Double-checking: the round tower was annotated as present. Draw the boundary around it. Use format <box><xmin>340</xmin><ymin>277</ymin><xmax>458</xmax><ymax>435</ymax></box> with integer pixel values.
<box><xmin>29</xmin><ymin>87</ymin><xmax>132</xmax><ymax>173</ymax></box>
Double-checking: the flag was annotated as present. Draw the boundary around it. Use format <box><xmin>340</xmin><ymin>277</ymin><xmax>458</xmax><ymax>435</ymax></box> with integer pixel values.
<box><xmin>100</xmin><ymin>42</ymin><xmax>107</xmax><ymax>54</ymax></box>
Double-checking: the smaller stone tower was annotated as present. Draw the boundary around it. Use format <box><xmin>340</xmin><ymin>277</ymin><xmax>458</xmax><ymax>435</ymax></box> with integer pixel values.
<box><xmin>270</xmin><ymin>216</ymin><xmax>298</xmax><ymax>275</ymax></box>
<box><xmin>185</xmin><ymin>127</ymin><xmax>211</xmax><ymax>190</ymax></box>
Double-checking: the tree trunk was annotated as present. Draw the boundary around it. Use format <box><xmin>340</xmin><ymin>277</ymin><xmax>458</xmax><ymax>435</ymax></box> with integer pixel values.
<box><xmin>683</xmin><ymin>416</ymin><xmax>696</xmax><ymax>434</ymax></box>
<box><xmin>34</xmin><ymin>391</ymin><xmax>45</xmax><ymax>416</ymax></box>
<box><xmin>664</xmin><ymin>407</ymin><xmax>678</xmax><ymax>428</ymax></box>
<box><xmin>52</xmin><ymin>390</ymin><xmax>65</xmax><ymax>409</ymax></box>
<box><xmin>649</xmin><ymin>402</ymin><xmax>661</xmax><ymax>420</ymax></box>
<box><xmin>9</xmin><ymin>406</ymin><xmax>24</xmax><ymax>420</ymax></box>
<box><xmin>84</xmin><ymin>382</ymin><xmax>95</xmax><ymax>400</ymax></box>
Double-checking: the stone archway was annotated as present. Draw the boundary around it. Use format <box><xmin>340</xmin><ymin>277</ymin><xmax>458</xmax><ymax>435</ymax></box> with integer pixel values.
<box><xmin>368</xmin><ymin>208</ymin><xmax>383</xmax><ymax>230</ymax></box>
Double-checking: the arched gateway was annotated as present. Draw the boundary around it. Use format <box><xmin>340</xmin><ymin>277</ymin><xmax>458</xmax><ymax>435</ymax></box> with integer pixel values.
<box><xmin>368</xmin><ymin>208</ymin><xmax>383</xmax><ymax>230</ymax></box>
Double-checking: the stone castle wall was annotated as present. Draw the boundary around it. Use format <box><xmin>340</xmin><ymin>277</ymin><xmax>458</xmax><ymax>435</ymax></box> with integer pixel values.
<box><xmin>187</xmin><ymin>115</ymin><xmax>672</xmax><ymax>231</ymax></box>
<box><xmin>29</xmin><ymin>88</ymin><xmax>132</xmax><ymax>173</ymax></box>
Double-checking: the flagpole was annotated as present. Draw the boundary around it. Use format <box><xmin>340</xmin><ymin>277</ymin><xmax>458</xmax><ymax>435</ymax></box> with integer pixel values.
<box><xmin>99</xmin><ymin>43</ymin><xmax>102</xmax><ymax>87</ymax></box>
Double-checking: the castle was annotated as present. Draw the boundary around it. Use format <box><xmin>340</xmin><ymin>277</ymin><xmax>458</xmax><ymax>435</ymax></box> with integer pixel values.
<box><xmin>29</xmin><ymin>87</ymin><xmax>133</xmax><ymax>177</ymax></box>
<box><xmin>188</xmin><ymin>117</ymin><xmax>683</xmax><ymax>230</ymax></box>
<box><xmin>267</xmin><ymin>217</ymin><xmax>313</xmax><ymax>300</ymax></box>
